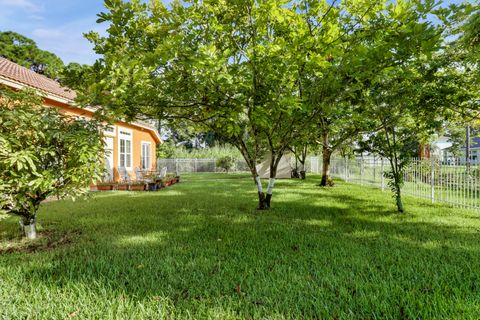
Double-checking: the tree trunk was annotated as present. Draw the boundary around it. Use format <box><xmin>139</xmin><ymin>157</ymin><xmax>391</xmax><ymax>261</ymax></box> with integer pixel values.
<box><xmin>233</xmin><ymin>138</ymin><xmax>266</xmax><ymax>210</ymax></box>
<box><xmin>299</xmin><ymin>161</ymin><xmax>306</xmax><ymax>180</ymax></box>
<box><xmin>392</xmin><ymin>171</ymin><xmax>404</xmax><ymax>213</ymax></box>
<box><xmin>263</xmin><ymin>151</ymin><xmax>282</xmax><ymax>209</ymax></box>
<box><xmin>20</xmin><ymin>214</ymin><xmax>37</xmax><ymax>239</ymax></box>
<box><xmin>320</xmin><ymin>148</ymin><xmax>332</xmax><ymax>186</ymax></box>
<box><xmin>265</xmin><ymin>178</ymin><xmax>275</xmax><ymax>208</ymax></box>
<box><xmin>300</xmin><ymin>145</ymin><xmax>307</xmax><ymax>180</ymax></box>
<box><xmin>387</xmin><ymin>156</ymin><xmax>405</xmax><ymax>213</ymax></box>
<box><xmin>254</xmin><ymin>175</ymin><xmax>267</xmax><ymax>210</ymax></box>
<box><xmin>395</xmin><ymin>188</ymin><xmax>404</xmax><ymax>213</ymax></box>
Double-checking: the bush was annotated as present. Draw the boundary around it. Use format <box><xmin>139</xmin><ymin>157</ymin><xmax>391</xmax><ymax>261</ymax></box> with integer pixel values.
<box><xmin>0</xmin><ymin>88</ymin><xmax>104</xmax><ymax>238</ymax></box>
<box><xmin>216</xmin><ymin>155</ymin><xmax>236</xmax><ymax>173</ymax></box>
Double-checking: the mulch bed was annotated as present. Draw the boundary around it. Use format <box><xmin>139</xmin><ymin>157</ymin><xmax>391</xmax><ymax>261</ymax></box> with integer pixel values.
<box><xmin>0</xmin><ymin>229</ymin><xmax>81</xmax><ymax>254</ymax></box>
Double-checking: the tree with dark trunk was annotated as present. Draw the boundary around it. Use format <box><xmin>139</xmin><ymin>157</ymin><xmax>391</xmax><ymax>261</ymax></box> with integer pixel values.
<box><xmin>291</xmin><ymin>144</ymin><xmax>308</xmax><ymax>180</ymax></box>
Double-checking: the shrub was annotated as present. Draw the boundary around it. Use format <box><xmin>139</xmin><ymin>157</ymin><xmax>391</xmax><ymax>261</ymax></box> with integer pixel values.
<box><xmin>216</xmin><ymin>155</ymin><xmax>236</xmax><ymax>173</ymax></box>
<box><xmin>0</xmin><ymin>88</ymin><xmax>104</xmax><ymax>238</ymax></box>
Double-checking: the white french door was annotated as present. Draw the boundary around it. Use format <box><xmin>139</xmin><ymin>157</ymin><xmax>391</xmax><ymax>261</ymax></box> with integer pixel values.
<box><xmin>104</xmin><ymin>137</ymin><xmax>114</xmax><ymax>181</ymax></box>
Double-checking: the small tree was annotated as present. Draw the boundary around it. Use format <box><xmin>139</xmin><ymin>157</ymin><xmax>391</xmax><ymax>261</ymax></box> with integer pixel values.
<box><xmin>216</xmin><ymin>156</ymin><xmax>236</xmax><ymax>173</ymax></box>
<box><xmin>0</xmin><ymin>88</ymin><xmax>104</xmax><ymax>239</ymax></box>
<box><xmin>156</xmin><ymin>140</ymin><xmax>177</xmax><ymax>159</ymax></box>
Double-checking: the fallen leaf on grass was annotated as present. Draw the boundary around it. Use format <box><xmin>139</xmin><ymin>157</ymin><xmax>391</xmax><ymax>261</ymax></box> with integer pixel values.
<box><xmin>235</xmin><ymin>284</ymin><xmax>241</xmax><ymax>295</ymax></box>
<box><xmin>68</xmin><ymin>310</ymin><xmax>80</xmax><ymax>318</ymax></box>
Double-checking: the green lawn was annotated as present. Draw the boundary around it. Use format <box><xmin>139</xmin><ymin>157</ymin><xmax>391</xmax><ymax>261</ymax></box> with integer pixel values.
<box><xmin>1</xmin><ymin>173</ymin><xmax>479</xmax><ymax>319</ymax></box>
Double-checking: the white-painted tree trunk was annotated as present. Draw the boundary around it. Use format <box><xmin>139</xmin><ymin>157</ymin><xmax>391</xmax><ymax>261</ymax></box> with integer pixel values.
<box><xmin>267</xmin><ymin>178</ymin><xmax>275</xmax><ymax>195</ymax></box>
<box><xmin>255</xmin><ymin>175</ymin><xmax>267</xmax><ymax>209</ymax></box>
<box><xmin>255</xmin><ymin>176</ymin><xmax>263</xmax><ymax>193</ymax></box>
<box><xmin>20</xmin><ymin>219</ymin><xmax>37</xmax><ymax>239</ymax></box>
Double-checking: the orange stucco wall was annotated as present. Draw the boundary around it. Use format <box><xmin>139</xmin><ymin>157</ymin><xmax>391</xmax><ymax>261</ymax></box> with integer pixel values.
<box><xmin>43</xmin><ymin>98</ymin><xmax>159</xmax><ymax>182</ymax></box>
<box><xmin>111</xmin><ymin>122</ymin><xmax>158</xmax><ymax>181</ymax></box>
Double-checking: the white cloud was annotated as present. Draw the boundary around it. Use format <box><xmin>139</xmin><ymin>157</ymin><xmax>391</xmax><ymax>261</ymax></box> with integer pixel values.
<box><xmin>0</xmin><ymin>0</ymin><xmax>45</xmax><ymax>24</ymax></box>
<box><xmin>0</xmin><ymin>0</ymin><xmax>42</xmax><ymax>12</ymax></box>
<box><xmin>0</xmin><ymin>1</ymin><xmax>105</xmax><ymax>65</ymax></box>
<box><xmin>32</xmin><ymin>28</ymin><xmax>64</xmax><ymax>39</ymax></box>
<box><xmin>31</xmin><ymin>19</ymin><xmax>106</xmax><ymax>65</ymax></box>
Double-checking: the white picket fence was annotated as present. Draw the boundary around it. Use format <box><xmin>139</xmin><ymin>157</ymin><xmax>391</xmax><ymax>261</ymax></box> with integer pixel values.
<box><xmin>157</xmin><ymin>157</ymin><xmax>313</xmax><ymax>174</ymax></box>
<box><xmin>311</xmin><ymin>156</ymin><xmax>480</xmax><ymax>210</ymax></box>
<box><xmin>157</xmin><ymin>158</ymin><xmax>251</xmax><ymax>174</ymax></box>
<box><xmin>158</xmin><ymin>156</ymin><xmax>479</xmax><ymax>210</ymax></box>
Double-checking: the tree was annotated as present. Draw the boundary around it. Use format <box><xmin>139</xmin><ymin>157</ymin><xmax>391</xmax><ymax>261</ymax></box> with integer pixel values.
<box><xmin>0</xmin><ymin>31</ymin><xmax>65</xmax><ymax>79</ymax></box>
<box><xmin>77</xmin><ymin>0</ymin><xmax>459</xmax><ymax>209</ymax></box>
<box><xmin>298</xmin><ymin>0</ymin><xmax>448</xmax><ymax>187</ymax></box>
<box><xmin>156</xmin><ymin>139</ymin><xmax>177</xmax><ymax>159</ymax></box>
<box><xmin>83</xmin><ymin>0</ymin><xmax>409</xmax><ymax>208</ymax></box>
<box><xmin>80</xmin><ymin>0</ymin><xmax>333</xmax><ymax>209</ymax></box>
<box><xmin>359</xmin><ymin>73</ymin><xmax>427</xmax><ymax>213</ymax></box>
<box><xmin>0</xmin><ymin>88</ymin><xmax>104</xmax><ymax>238</ymax></box>
<box><xmin>358</xmin><ymin>47</ymin><xmax>475</xmax><ymax>213</ymax></box>
<box><xmin>459</xmin><ymin>6</ymin><xmax>480</xmax><ymax>63</ymax></box>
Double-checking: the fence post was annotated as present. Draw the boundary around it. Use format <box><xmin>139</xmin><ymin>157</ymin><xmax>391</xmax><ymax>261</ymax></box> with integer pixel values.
<box><xmin>381</xmin><ymin>158</ymin><xmax>385</xmax><ymax>191</ymax></box>
<box><xmin>175</xmin><ymin>159</ymin><xmax>178</xmax><ymax>175</ymax></box>
<box><xmin>431</xmin><ymin>156</ymin><xmax>435</xmax><ymax>203</ymax></box>
<box><xmin>194</xmin><ymin>158</ymin><xmax>197</xmax><ymax>173</ymax></box>
<box><xmin>344</xmin><ymin>157</ymin><xmax>348</xmax><ymax>182</ymax></box>
<box><xmin>360</xmin><ymin>157</ymin><xmax>364</xmax><ymax>185</ymax></box>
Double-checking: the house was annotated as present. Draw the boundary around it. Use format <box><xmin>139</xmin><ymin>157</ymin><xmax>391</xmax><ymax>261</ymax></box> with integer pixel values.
<box><xmin>0</xmin><ymin>57</ymin><xmax>161</xmax><ymax>182</ymax></box>
<box><xmin>431</xmin><ymin>135</ymin><xmax>480</xmax><ymax>165</ymax></box>
<box><xmin>430</xmin><ymin>136</ymin><xmax>453</xmax><ymax>163</ymax></box>
<box><xmin>456</xmin><ymin>137</ymin><xmax>480</xmax><ymax>165</ymax></box>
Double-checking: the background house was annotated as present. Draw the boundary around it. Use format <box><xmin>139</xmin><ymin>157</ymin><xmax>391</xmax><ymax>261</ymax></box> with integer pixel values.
<box><xmin>0</xmin><ymin>57</ymin><xmax>161</xmax><ymax>182</ymax></box>
<box><xmin>431</xmin><ymin>135</ymin><xmax>480</xmax><ymax>165</ymax></box>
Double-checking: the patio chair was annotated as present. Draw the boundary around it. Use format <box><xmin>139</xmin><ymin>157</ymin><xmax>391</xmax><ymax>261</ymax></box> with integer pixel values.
<box><xmin>158</xmin><ymin>167</ymin><xmax>168</xmax><ymax>179</ymax></box>
<box><xmin>118</xmin><ymin>167</ymin><xmax>131</xmax><ymax>183</ymax></box>
<box><xmin>134</xmin><ymin>167</ymin><xmax>154</xmax><ymax>183</ymax></box>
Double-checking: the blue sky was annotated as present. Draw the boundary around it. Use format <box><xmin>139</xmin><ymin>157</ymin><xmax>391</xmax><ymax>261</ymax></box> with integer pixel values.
<box><xmin>0</xmin><ymin>0</ymin><xmax>466</xmax><ymax>66</ymax></box>
<box><xmin>0</xmin><ymin>0</ymin><xmax>108</xmax><ymax>65</ymax></box>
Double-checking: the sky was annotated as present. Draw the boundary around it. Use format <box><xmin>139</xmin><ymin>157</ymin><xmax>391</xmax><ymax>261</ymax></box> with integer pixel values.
<box><xmin>0</xmin><ymin>0</ymin><xmax>108</xmax><ymax>65</ymax></box>
<box><xmin>0</xmin><ymin>0</ymin><xmax>465</xmax><ymax>66</ymax></box>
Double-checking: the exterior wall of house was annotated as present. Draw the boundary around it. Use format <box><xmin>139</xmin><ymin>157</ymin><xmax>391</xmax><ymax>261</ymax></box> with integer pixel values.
<box><xmin>0</xmin><ymin>58</ymin><xmax>160</xmax><ymax>184</ymax></box>
<box><xmin>113</xmin><ymin>122</ymin><xmax>158</xmax><ymax>181</ymax></box>
<box><xmin>44</xmin><ymin>98</ymin><xmax>159</xmax><ymax>182</ymax></box>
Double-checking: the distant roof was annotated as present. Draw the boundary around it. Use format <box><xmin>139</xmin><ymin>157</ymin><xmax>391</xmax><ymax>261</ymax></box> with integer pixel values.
<box><xmin>0</xmin><ymin>57</ymin><xmax>76</xmax><ymax>100</ymax></box>
<box><xmin>469</xmin><ymin>137</ymin><xmax>480</xmax><ymax>149</ymax></box>
<box><xmin>440</xmin><ymin>136</ymin><xmax>480</xmax><ymax>150</ymax></box>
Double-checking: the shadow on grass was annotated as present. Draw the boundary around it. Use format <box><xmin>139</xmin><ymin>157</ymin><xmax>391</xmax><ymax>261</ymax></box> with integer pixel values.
<box><xmin>2</xmin><ymin>176</ymin><xmax>480</xmax><ymax>318</ymax></box>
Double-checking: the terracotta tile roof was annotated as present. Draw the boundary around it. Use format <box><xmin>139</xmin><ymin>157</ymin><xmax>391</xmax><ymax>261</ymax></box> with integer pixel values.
<box><xmin>0</xmin><ymin>57</ymin><xmax>76</xmax><ymax>100</ymax></box>
<box><xmin>0</xmin><ymin>57</ymin><xmax>161</xmax><ymax>142</ymax></box>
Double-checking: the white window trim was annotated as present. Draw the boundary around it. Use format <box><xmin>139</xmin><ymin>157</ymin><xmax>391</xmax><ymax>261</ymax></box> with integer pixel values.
<box><xmin>103</xmin><ymin>125</ymin><xmax>116</xmax><ymax>137</ymax></box>
<box><xmin>141</xmin><ymin>141</ymin><xmax>152</xmax><ymax>170</ymax></box>
<box><xmin>118</xmin><ymin>127</ymin><xmax>133</xmax><ymax>170</ymax></box>
<box><xmin>118</xmin><ymin>127</ymin><xmax>133</xmax><ymax>136</ymax></box>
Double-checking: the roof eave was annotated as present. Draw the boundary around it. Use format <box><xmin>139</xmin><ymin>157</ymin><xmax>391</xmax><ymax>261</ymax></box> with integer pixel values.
<box><xmin>0</xmin><ymin>75</ymin><xmax>162</xmax><ymax>144</ymax></box>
